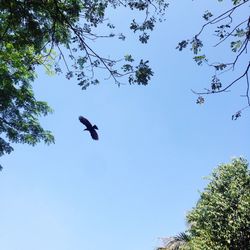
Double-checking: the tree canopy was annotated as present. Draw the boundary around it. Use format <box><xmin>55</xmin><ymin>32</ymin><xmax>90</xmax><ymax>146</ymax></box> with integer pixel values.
<box><xmin>159</xmin><ymin>158</ymin><xmax>250</xmax><ymax>250</ymax></box>
<box><xmin>177</xmin><ymin>0</ymin><xmax>250</xmax><ymax>119</ymax></box>
<box><xmin>0</xmin><ymin>0</ymin><xmax>168</xmax><ymax>168</ymax></box>
<box><xmin>1</xmin><ymin>0</ymin><xmax>249</xmax><ymax>169</ymax></box>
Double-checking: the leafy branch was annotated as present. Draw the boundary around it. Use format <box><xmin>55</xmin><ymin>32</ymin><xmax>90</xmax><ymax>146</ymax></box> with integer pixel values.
<box><xmin>0</xmin><ymin>0</ymin><xmax>168</xmax><ymax>163</ymax></box>
<box><xmin>177</xmin><ymin>0</ymin><xmax>250</xmax><ymax>118</ymax></box>
<box><xmin>42</xmin><ymin>0</ymin><xmax>167</xmax><ymax>88</ymax></box>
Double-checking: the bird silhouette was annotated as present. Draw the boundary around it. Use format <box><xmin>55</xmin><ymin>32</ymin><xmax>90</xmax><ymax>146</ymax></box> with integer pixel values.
<box><xmin>79</xmin><ymin>116</ymin><xmax>99</xmax><ymax>140</ymax></box>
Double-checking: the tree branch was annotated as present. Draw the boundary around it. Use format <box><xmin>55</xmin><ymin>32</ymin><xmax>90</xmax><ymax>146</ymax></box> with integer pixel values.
<box><xmin>196</xmin><ymin>0</ymin><xmax>249</xmax><ymax>37</ymax></box>
<box><xmin>192</xmin><ymin>61</ymin><xmax>250</xmax><ymax>95</ymax></box>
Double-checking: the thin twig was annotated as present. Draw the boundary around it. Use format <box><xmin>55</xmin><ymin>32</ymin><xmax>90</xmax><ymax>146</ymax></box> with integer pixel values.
<box><xmin>196</xmin><ymin>0</ymin><xmax>249</xmax><ymax>37</ymax></box>
<box><xmin>246</xmin><ymin>71</ymin><xmax>250</xmax><ymax>106</ymax></box>
<box><xmin>214</xmin><ymin>19</ymin><xmax>248</xmax><ymax>47</ymax></box>
<box><xmin>192</xmin><ymin>61</ymin><xmax>250</xmax><ymax>95</ymax></box>
<box><xmin>56</xmin><ymin>44</ymin><xmax>71</xmax><ymax>72</ymax></box>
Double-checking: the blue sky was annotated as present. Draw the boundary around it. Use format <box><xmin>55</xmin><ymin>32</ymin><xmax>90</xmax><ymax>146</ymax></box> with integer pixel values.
<box><xmin>0</xmin><ymin>1</ymin><xmax>249</xmax><ymax>250</ymax></box>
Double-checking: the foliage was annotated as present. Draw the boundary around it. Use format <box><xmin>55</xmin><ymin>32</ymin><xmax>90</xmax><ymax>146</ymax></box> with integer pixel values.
<box><xmin>0</xmin><ymin>0</ymin><xmax>168</xmax><ymax>88</ymax></box>
<box><xmin>0</xmin><ymin>0</ymin><xmax>168</xmax><ymax>166</ymax></box>
<box><xmin>186</xmin><ymin>158</ymin><xmax>250</xmax><ymax>249</ymax></box>
<box><xmin>159</xmin><ymin>158</ymin><xmax>250</xmax><ymax>250</ymax></box>
<box><xmin>0</xmin><ymin>42</ymin><xmax>54</xmax><ymax>170</ymax></box>
<box><xmin>177</xmin><ymin>0</ymin><xmax>250</xmax><ymax>118</ymax></box>
<box><xmin>157</xmin><ymin>232</ymin><xmax>190</xmax><ymax>250</ymax></box>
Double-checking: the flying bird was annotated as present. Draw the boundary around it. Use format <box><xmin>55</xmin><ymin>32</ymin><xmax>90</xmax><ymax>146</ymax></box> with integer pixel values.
<box><xmin>79</xmin><ymin>116</ymin><xmax>99</xmax><ymax>140</ymax></box>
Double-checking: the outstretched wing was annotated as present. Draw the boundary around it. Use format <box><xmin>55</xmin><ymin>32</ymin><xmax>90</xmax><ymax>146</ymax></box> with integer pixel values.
<box><xmin>89</xmin><ymin>128</ymin><xmax>99</xmax><ymax>140</ymax></box>
<box><xmin>79</xmin><ymin>116</ymin><xmax>92</xmax><ymax>129</ymax></box>
<box><xmin>79</xmin><ymin>116</ymin><xmax>99</xmax><ymax>140</ymax></box>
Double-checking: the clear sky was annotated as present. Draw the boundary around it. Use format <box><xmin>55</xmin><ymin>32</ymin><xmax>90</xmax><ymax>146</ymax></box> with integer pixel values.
<box><xmin>0</xmin><ymin>1</ymin><xmax>249</xmax><ymax>250</ymax></box>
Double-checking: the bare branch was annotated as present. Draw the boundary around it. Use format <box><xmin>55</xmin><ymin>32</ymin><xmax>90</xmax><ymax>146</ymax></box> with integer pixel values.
<box><xmin>246</xmin><ymin>71</ymin><xmax>250</xmax><ymax>106</ymax></box>
<box><xmin>56</xmin><ymin>44</ymin><xmax>71</xmax><ymax>72</ymax></box>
